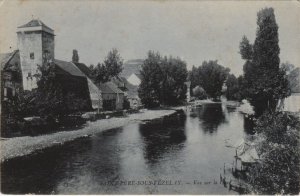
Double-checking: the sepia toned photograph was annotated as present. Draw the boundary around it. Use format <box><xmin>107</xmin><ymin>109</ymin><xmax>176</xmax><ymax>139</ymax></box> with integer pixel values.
<box><xmin>0</xmin><ymin>0</ymin><xmax>299</xmax><ymax>195</ymax></box>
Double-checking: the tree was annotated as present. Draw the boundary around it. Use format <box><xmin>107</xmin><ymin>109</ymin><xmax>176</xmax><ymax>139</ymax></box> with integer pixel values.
<box><xmin>225</xmin><ymin>74</ymin><xmax>242</xmax><ymax>101</ymax></box>
<box><xmin>138</xmin><ymin>51</ymin><xmax>162</xmax><ymax>108</ymax></box>
<box><xmin>248</xmin><ymin>111</ymin><xmax>300</xmax><ymax>194</ymax></box>
<box><xmin>35</xmin><ymin>61</ymin><xmax>90</xmax><ymax>118</ymax></box>
<box><xmin>103</xmin><ymin>48</ymin><xmax>123</xmax><ymax>78</ymax></box>
<box><xmin>89</xmin><ymin>49</ymin><xmax>123</xmax><ymax>84</ymax></box>
<box><xmin>239</xmin><ymin>8</ymin><xmax>290</xmax><ymax>115</ymax></box>
<box><xmin>239</xmin><ymin>36</ymin><xmax>253</xmax><ymax>61</ymax></box>
<box><xmin>72</xmin><ymin>49</ymin><xmax>79</xmax><ymax>63</ymax></box>
<box><xmin>159</xmin><ymin>56</ymin><xmax>188</xmax><ymax>105</ymax></box>
<box><xmin>89</xmin><ymin>63</ymin><xmax>108</xmax><ymax>84</ymax></box>
<box><xmin>281</xmin><ymin>62</ymin><xmax>295</xmax><ymax>74</ymax></box>
<box><xmin>138</xmin><ymin>51</ymin><xmax>188</xmax><ymax>108</ymax></box>
<box><xmin>196</xmin><ymin>60</ymin><xmax>230</xmax><ymax>99</ymax></box>
<box><xmin>192</xmin><ymin>86</ymin><xmax>207</xmax><ymax>100</ymax></box>
<box><xmin>35</xmin><ymin>62</ymin><xmax>67</xmax><ymax>117</ymax></box>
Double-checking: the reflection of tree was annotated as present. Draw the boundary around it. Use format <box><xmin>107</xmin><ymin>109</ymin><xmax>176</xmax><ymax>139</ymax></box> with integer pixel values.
<box><xmin>198</xmin><ymin>104</ymin><xmax>226</xmax><ymax>133</ymax></box>
<box><xmin>139</xmin><ymin>113</ymin><xmax>186</xmax><ymax>164</ymax></box>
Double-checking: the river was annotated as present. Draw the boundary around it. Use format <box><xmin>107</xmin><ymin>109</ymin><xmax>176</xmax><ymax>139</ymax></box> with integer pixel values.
<box><xmin>1</xmin><ymin>103</ymin><xmax>252</xmax><ymax>194</ymax></box>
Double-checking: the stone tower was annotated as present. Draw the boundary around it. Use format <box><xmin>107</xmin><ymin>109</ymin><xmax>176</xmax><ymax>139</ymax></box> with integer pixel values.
<box><xmin>17</xmin><ymin>19</ymin><xmax>55</xmax><ymax>90</ymax></box>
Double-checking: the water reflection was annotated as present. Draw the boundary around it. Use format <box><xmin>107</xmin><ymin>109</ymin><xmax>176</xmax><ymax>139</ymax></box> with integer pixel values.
<box><xmin>1</xmin><ymin>104</ymin><xmax>250</xmax><ymax>194</ymax></box>
<box><xmin>139</xmin><ymin>114</ymin><xmax>186</xmax><ymax>164</ymax></box>
<box><xmin>191</xmin><ymin>104</ymin><xmax>226</xmax><ymax>133</ymax></box>
<box><xmin>1</xmin><ymin>138</ymin><xmax>92</xmax><ymax>194</ymax></box>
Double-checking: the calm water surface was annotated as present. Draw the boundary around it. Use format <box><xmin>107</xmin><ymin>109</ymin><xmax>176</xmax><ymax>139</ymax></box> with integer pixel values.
<box><xmin>1</xmin><ymin>103</ymin><xmax>251</xmax><ymax>194</ymax></box>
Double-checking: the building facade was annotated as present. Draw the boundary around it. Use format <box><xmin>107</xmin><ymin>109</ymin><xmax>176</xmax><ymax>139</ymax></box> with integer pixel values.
<box><xmin>17</xmin><ymin>20</ymin><xmax>55</xmax><ymax>91</ymax></box>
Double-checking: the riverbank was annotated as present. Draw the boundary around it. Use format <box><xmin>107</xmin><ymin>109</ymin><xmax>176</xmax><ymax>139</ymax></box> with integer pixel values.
<box><xmin>0</xmin><ymin>109</ymin><xmax>177</xmax><ymax>162</ymax></box>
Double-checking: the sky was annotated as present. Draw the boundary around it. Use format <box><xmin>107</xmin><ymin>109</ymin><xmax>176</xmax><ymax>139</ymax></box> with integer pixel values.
<box><xmin>0</xmin><ymin>0</ymin><xmax>299</xmax><ymax>76</ymax></box>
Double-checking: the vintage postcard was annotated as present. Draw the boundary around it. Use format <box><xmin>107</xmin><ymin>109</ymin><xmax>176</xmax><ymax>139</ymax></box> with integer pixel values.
<box><xmin>0</xmin><ymin>0</ymin><xmax>299</xmax><ymax>195</ymax></box>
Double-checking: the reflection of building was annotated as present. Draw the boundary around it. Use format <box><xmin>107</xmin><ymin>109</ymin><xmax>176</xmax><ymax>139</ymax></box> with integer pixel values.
<box><xmin>0</xmin><ymin>19</ymin><xmax>103</xmax><ymax>111</ymax></box>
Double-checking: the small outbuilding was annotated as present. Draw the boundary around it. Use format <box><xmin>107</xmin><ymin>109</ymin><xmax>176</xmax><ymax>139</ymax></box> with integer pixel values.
<box><xmin>99</xmin><ymin>82</ymin><xmax>124</xmax><ymax>111</ymax></box>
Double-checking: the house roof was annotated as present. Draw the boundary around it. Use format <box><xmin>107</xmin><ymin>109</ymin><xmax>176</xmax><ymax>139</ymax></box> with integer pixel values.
<box><xmin>73</xmin><ymin>62</ymin><xmax>92</xmax><ymax>77</ymax></box>
<box><xmin>120</xmin><ymin>59</ymin><xmax>143</xmax><ymax>79</ymax></box>
<box><xmin>110</xmin><ymin>76</ymin><xmax>139</xmax><ymax>98</ymax></box>
<box><xmin>53</xmin><ymin>59</ymin><xmax>86</xmax><ymax>77</ymax></box>
<box><xmin>99</xmin><ymin>82</ymin><xmax>124</xmax><ymax>94</ymax></box>
<box><xmin>0</xmin><ymin>50</ymin><xmax>19</xmax><ymax>71</ymax></box>
<box><xmin>239</xmin><ymin>148</ymin><xmax>259</xmax><ymax>163</ymax></box>
<box><xmin>0</xmin><ymin>53</ymin><xmax>13</xmax><ymax>70</ymax></box>
<box><xmin>18</xmin><ymin>19</ymin><xmax>53</xmax><ymax>31</ymax></box>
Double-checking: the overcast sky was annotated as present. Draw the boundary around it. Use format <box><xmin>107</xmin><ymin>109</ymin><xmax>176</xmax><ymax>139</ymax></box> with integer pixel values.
<box><xmin>0</xmin><ymin>0</ymin><xmax>299</xmax><ymax>75</ymax></box>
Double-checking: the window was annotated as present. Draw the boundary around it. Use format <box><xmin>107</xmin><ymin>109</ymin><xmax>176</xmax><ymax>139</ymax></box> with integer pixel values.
<box><xmin>30</xmin><ymin>52</ymin><xmax>34</xmax><ymax>59</ymax></box>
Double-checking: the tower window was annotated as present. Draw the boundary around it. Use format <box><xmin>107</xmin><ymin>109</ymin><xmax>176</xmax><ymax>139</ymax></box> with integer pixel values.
<box><xmin>30</xmin><ymin>52</ymin><xmax>34</xmax><ymax>59</ymax></box>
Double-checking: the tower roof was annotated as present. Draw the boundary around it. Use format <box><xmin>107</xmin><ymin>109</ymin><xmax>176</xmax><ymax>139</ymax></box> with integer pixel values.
<box><xmin>17</xmin><ymin>19</ymin><xmax>54</xmax><ymax>35</ymax></box>
<box><xmin>18</xmin><ymin>19</ymin><xmax>53</xmax><ymax>30</ymax></box>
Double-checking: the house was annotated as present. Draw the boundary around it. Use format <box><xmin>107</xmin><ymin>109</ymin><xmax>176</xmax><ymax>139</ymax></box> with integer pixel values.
<box><xmin>51</xmin><ymin>59</ymin><xmax>93</xmax><ymax>111</ymax></box>
<box><xmin>127</xmin><ymin>73</ymin><xmax>142</xmax><ymax>86</ymax></box>
<box><xmin>118</xmin><ymin>59</ymin><xmax>143</xmax><ymax>107</ymax></box>
<box><xmin>72</xmin><ymin>62</ymin><xmax>102</xmax><ymax>110</ymax></box>
<box><xmin>111</xmin><ymin>76</ymin><xmax>141</xmax><ymax>109</ymax></box>
<box><xmin>98</xmin><ymin>82</ymin><xmax>124</xmax><ymax>111</ymax></box>
<box><xmin>120</xmin><ymin>59</ymin><xmax>143</xmax><ymax>86</ymax></box>
<box><xmin>0</xmin><ymin>19</ymin><xmax>102</xmax><ymax>111</ymax></box>
<box><xmin>0</xmin><ymin>50</ymin><xmax>22</xmax><ymax>101</ymax></box>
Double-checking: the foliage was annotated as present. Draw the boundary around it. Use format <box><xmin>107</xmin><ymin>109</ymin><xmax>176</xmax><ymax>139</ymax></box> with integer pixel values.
<box><xmin>89</xmin><ymin>48</ymin><xmax>123</xmax><ymax>83</ymax></box>
<box><xmin>225</xmin><ymin>74</ymin><xmax>243</xmax><ymax>101</ymax></box>
<box><xmin>35</xmin><ymin>62</ymin><xmax>67</xmax><ymax>117</ymax></box>
<box><xmin>72</xmin><ymin>49</ymin><xmax>79</xmax><ymax>63</ymax></box>
<box><xmin>2</xmin><ymin>90</ymin><xmax>37</xmax><ymax>119</ymax></box>
<box><xmin>104</xmin><ymin>48</ymin><xmax>123</xmax><ymax>78</ymax></box>
<box><xmin>239</xmin><ymin>36</ymin><xmax>253</xmax><ymax>61</ymax></box>
<box><xmin>239</xmin><ymin>8</ymin><xmax>290</xmax><ymax>116</ymax></box>
<box><xmin>248</xmin><ymin>111</ymin><xmax>300</xmax><ymax>194</ymax></box>
<box><xmin>281</xmin><ymin>62</ymin><xmax>295</xmax><ymax>73</ymax></box>
<box><xmin>189</xmin><ymin>60</ymin><xmax>230</xmax><ymax>99</ymax></box>
<box><xmin>138</xmin><ymin>51</ymin><xmax>188</xmax><ymax>108</ymax></box>
<box><xmin>192</xmin><ymin>86</ymin><xmax>207</xmax><ymax>100</ymax></box>
<box><xmin>89</xmin><ymin>63</ymin><xmax>108</xmax><ymax>84</ymax></box>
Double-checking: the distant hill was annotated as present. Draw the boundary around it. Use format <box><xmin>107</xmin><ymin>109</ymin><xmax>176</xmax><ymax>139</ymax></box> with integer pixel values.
<box><xmin>287</xmin><ymin>67</ymin><xmax>300</xmax><ymax>93</ymax></box>
<box><xmin>121</xmin><ymin>59</ymin><xmax>144</xmax><ymax>79</ymax></box>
